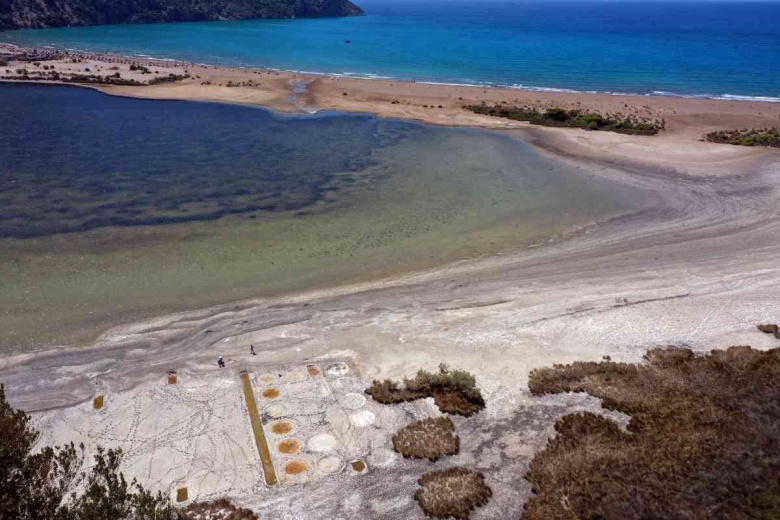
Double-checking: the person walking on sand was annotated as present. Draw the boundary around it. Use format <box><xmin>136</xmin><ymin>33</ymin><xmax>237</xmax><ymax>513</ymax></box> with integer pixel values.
<box><xmin>218</xmin><ymin>356</ymin><xmax>225</xmax><ymax>368</ymax></box>
<box><xmin>250</xmin><ymin>344</ymin><xmax>256</xmax><ymax>356</ymax></box>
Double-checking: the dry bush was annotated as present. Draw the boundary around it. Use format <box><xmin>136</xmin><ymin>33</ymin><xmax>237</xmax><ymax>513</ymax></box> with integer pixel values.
<box><xmin>432</xmin><ymin>389</ymin><xmax>483</xmax><ymax>416</ymax></box>
<box><xmin>364</xmin><ymin>379</ymin><xmax>429</xmax><ymax>404</ymax></box>
<box><xmin>182</xmin><ymin>498</ymin><xmax>257</xmax><ymax>520</ymax></box>
<box><xmin>392</xmin><ymin>416</ymin><xmax>459</xmax><ymax>461</ymax></box>
<box><xmin>524</xmin><ymin>346</ymin><xmax>780</xmax><ymax>519</ymax></box>
<box><xmin>757</xmin><ymin>323</ymin><xmax>779</xmax><ymax>335</ymax></box>
<box><xmin>365</xmin><ymin>364</ymin><xmax>485</xmax><ymax>416</ymax></box>
<box><xmin>415</xmin><ymin>467</ymin><xmax>492</xmax><ymax>519</ymax></box>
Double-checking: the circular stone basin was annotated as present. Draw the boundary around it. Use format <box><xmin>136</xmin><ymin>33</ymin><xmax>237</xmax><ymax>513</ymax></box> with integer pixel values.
<box><xmin>318</xmin><ymin>455</ymin><xmax>344</xmax><ymax>474</ymax></box>
<box><xmin>285</xmin><ymin>460</ymin><xmax>308</xmax><ymax>475</ymax></box>
<box><xmin>277</xmin><ymin>439</ymin><xmax>301</xmax><ymax>455</ymax></box>
<box><xmin>262</xmin><ymin>388</ymin><xmax>280</xmax><ymax>399</ymax></box>
<box><xmin>308</xmin><ymin>433</ymin><xmax>337</xmax><ymax>453</ymax></box>
<box><xmin>331</xmin><ymin>377</ymin><xmax>363</xmax><ymax>393</ymax></box>
<box><xmin>266</xmin><ymin>404</ymin><xmax>286</xmax><ymax>419</ymax></box>
<box><xmin>339</xmin><ymin>393</ymin><xmax>367</xmax><ymax>410</ymax></box>
<box><xmin>350</xmin><ymin>460</ymin><xmax>367</xmax><ymax>473</ymax></box>
<box><xmin>271</xmin><ymin>421</ymin><xmax>293</xmax><ymax>435</ymax></box>
<box><xmin>307</xmin><ymin>364</ymin><xmax>321</xmax><ymax>377</ymax></box>
<box><xmin>349</xmin><ymin>410</ymin><xmax>376</xmax><ymax>428</ymax></box>
<box><xmin>325</xmin><ymin>362</ymin><xmax>349</xmax><ymax>377</ymax></box>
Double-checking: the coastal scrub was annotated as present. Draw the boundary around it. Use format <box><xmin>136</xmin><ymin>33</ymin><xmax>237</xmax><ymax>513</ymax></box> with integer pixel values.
<box><xmin>465</xmin><ymin>103</ymin><xmax>663</xmax><ymax>135</ymax></box>
<box><xmin>415</xmin><ymin>467</ymin><xmax>492</xmax><ymax>520</ymax></box>
<box><xmin>524</xmin><ymin>346</ymin><xmax>780</xmax><ymax>519</ymax></box>
<box><xmin>365</xmin><ymin>364</ymin><xmax>485</xmax><ymax>416</ymax></box>
<box><xmin>392</xmin><ymin>416</ymin><xmax>459</xmax><ymax>461</ymax></box>
<box><xmin>705</xmin><ymin>128</ymin><xmax>780</xmax><ymax>148</ymax></box>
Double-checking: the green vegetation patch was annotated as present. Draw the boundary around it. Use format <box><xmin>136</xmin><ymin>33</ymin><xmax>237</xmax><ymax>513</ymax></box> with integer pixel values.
<box><xmin>415</xmin><ymin>467</ymin><xmax>492</xmax><ymax>520</ymax></box>
<box><xmin>365</xmin><ymin>364</ymin><xmax>485</xmax><ymax>416</ymax></box>
<box><xmin>392</xmin><ymin>416</ymin><xmax>459</xmax><ymax>461</ymax></box>
<box><xmin>524</xmin><ymin>346</ymin><xmax>780</xmax><ymax>519</ymax></box>
<box><xmin>705</xmin><ymin>128</ymin><xmax>780</xmax><ymax>148</ymax></box>
<box><xmin>465</xmin><ymin>103</ymin><xmax>663</xmax><ymax>135</ymax></box>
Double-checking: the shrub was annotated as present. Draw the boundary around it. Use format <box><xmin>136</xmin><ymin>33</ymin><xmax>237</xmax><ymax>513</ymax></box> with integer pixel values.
<box><xmin>414</xmin><ymin>467</ymin><xmax>492</xmax><ymax>519</ymax></box>
<box><xmin>524</xmin><ymin>346</ymin><xmax>780</xmax><ymax>519</ymax></box>
<box><xmin>365</xmin><ymin>365</ymin><xmax>485</xmax><ymax>416</ymax></box>
<box><xmin>705</xmin><ymin>128</ymin><xmax>780</xmax><ymax>148</ymax></box>
<box><xmin>392</xmin><ymin>417</ymin><xmax>459</xmax><ymax>461</ymax></box>
<box><xmin>182</xmin><ymin>498</ymin><xmax>257</xmax><ymax>519</ymax></box>
<box><xmin>757</xmin><ymin>323</ymin><xmax>779</xmax><ymax>334</ymax></box>
<box><xmin>464</xmin><ymin>103</ymin><xmax>662</xmax><ymax>135</ymax></box>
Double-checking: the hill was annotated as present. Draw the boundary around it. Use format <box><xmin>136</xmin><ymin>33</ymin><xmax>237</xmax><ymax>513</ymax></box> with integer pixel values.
<box><xmin>0</xmin><ymin>0</ymin><xmax>363</xmax><ymax>30</ymax></box>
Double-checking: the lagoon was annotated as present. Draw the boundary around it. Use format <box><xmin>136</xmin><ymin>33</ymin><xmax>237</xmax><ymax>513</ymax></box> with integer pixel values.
<box><xmin>0</xmin><ymin>84</ymin><xmax>646</xmax><ymax>351</ymax></box>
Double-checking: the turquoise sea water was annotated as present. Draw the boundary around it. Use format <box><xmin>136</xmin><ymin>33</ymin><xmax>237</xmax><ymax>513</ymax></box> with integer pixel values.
<box><xmin>2</xmin><ymin>0</ymin><xmax>779</xmax><ymax>100</ymax></box>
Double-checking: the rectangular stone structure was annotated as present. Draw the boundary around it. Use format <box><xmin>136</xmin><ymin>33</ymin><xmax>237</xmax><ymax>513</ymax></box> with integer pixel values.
<box><xmin>240</xmin><ymin>372</ymin><xmax>278</xmax><ymax>486</ymax></box>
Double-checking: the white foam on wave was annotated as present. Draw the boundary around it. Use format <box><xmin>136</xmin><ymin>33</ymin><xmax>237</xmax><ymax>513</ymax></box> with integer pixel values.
<box><xmin>8</xmin><ymin>41</ymin><xmax>778</xmax><ymax>102</ymax></box>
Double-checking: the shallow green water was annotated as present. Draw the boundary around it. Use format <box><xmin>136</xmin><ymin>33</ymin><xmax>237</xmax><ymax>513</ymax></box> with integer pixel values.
<box><xmin>0</xmin><ymin>84</ymin><xmax>645</xmax><ymax>352</ymax></box>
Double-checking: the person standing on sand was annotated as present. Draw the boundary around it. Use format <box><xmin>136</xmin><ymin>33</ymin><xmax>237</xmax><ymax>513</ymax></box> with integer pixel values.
<box><xmin>218</xmin><ymin>356</ymin><xmax>225</xmax><ymax>368</ymax></box>
<box><xmin>250</xmin><ymin>345</ymin><xmax>256</xmax><ymax>355</ymax></box>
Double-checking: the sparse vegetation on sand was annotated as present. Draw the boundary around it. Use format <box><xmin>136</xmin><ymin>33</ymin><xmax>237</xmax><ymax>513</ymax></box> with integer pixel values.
<box><xmin>1</xmin><ymin>67</ymin><xmax>189</xmax><ymax>86</ymax></box>
<box><xmin>392</xmin><ymin>416</ymin><xmax>459</xmax><ymax>461</ymax></box>
<box><xmin>705</xmin><ymin>128</ymin><xmax>780</xmax><ymax>148</ymax></box>
<box><xmin>415</xmin><ymin>467</ymin><xmax>492</xmax><ymax>520</ymax></box>
<box><xmin>365</xmin><ymin>364</ymin><xmax>485</xmax><ymax>416</ymax></box>
<box><xmin>524</xmin><ymin>346</ymin><xmax>780</xmax><ymax>519</ymax></box>
<box><xmin>465</xmin><ymin>103</ymin><xmax>663</xmax><ymax>135</ymax></box>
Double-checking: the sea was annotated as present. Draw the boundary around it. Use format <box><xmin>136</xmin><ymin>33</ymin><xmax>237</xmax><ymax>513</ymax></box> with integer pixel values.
<box><xmin>2</xmin><ymin>0</ymin><xmax>779</xmax><ymax>100</ymax></box>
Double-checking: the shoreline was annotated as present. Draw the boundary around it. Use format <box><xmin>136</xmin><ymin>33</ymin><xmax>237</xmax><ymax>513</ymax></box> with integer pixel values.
<box><xmin>1</xmin><ymin>43</ymin><xmax>780</xmax><ymax>354</ymax></box>
<box><xmin>3</xmin><ymin>43</ymin><xmax>780</xmax><ymax>137</ymax></box>
<box><xmin>2</xmin><ymin>43</ymin><xmax>779</xmax><ymax>180</ymax></box>
<box><xmin>3</xmin><ymin>41</ymin><xmax>780</xmax><ymax>103</ymax></box>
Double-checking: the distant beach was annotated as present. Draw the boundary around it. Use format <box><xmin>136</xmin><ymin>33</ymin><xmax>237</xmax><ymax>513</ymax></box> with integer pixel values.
<box><xmin>2</xmin><ymin>0</ymin><xmax>779</xmax><ymax>101</ymax></box>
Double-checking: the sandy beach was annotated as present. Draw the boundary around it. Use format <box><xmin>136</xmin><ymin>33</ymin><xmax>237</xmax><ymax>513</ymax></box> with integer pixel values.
<box><xmin>3</xmin><ymin>42</ymin><xmax>780</xmax><ymax>170</ymax></box>
<box><xmin>2</xmin><ymin>43</ymin><xmax>780</xmax><ymax>518</ymax></box>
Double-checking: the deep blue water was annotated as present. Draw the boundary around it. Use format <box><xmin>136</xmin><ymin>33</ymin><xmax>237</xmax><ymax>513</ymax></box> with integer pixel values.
<box><xmin>2</xmin><ymin>1</ymin><xmax>780</xmax><ymax>99</ymax></box>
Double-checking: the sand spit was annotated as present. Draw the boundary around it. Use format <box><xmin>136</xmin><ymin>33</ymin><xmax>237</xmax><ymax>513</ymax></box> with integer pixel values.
<box><xmin>3</xmin><ymin>43</ymin><xmax>780</xmax><ymax>518</ymax></box>
<box><xmin>2</xmin><ymin>42</ymin><xmax>780</xmax><ymax>174</ymax></box>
